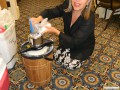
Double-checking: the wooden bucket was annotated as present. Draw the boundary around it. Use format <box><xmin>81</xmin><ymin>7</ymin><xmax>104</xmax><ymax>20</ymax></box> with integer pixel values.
<box><xmin>22</xmin><ymin>53</ymin><xmax>52</xmax><ymax>86</ymax></box>
<box><xmin>20</xmin><ymin>41</ymin><xmax>53</xmax><ymax>86</ymax></box>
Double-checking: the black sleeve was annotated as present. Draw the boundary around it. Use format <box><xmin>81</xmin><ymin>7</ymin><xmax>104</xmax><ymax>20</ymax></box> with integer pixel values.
<box><xmin>40</xmin><ymin>0</ymin><xmax>69</xmax><ymax>20</ymax></box>
<box><xmin>59</xmin><ymin>13</ymin><xmax>95</xmax><ymax>49</ymax></box>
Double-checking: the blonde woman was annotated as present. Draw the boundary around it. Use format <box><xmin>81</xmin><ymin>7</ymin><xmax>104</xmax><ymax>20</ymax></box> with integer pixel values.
<box><xmin>31</xmin><ymin>0</ymin><xmax>95</xmax><ymax>70</ymax></box>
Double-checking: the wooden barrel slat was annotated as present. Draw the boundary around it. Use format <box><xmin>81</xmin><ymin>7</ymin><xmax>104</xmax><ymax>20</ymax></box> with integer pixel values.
<box><xmin>22</xmin><ymin>53</ymin><xmax>53</xmax><ymax>86</ymax></box>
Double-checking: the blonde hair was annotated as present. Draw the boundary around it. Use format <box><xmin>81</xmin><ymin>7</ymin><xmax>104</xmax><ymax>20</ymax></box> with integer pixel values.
<box><xmin>65</xmin><ymin>0</ymin><xmax>93</xmax><ymax>20</ymax></box>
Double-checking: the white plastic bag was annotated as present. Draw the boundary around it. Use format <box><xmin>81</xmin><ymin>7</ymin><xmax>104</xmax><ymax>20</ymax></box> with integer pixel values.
<box><xmin>30</xmin><ymin>18</ymin><xmax>51</xmax><ymax>39</ymax></box>
<box><xmin>35</xmin><ymin>18</ymin><xmax>51</xmax><ymax>35</ymax></box>
<box><xmin>0</xmin><ymin>9</ymin><xmax>14</xmax><ymax>29</ymax></box>
<box><xmin>0</xmin><ymin>7</ymin><xmax>17</xmax><ymax>69</ymax></box>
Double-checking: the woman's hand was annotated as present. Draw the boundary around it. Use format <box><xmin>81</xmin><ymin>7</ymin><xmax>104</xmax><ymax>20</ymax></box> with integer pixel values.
<box><xmin>31</xmin><ymin>16</ymin><xmax>43</xmax><ymax>25</ymax></box>
<box><xmin>45</xmin><ymin>26</ymin><xmax>60</xmax><ymax>35</ymax></box>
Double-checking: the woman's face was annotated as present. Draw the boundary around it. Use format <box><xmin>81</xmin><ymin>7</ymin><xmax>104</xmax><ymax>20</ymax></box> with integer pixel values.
<box><xmin>71</xmin><ymin>0</ymin><xmax>89</xmax><ymax>11</ymax></box>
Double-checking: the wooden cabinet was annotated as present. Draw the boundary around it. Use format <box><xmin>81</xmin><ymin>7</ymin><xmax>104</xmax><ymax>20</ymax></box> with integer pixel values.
<box><xmin>0</xmin><ymin>0</ymin><xmax>7</xmax><ymax>9</ymax></box>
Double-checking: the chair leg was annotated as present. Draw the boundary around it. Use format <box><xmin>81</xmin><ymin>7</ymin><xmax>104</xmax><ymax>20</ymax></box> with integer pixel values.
<box><xmin>94</xmin><ymin>6</ymin><xmax>98</xmax><ymax>13</ymax></box>
<box><xmin>104</xmin><ymin>11</ymin><xmax>114</xmax><ymax>30</ymax></box>
<box><xmin>104</xmin><ymin>8</ymin><xmax>107</xmax><ymax>19</ymax></box>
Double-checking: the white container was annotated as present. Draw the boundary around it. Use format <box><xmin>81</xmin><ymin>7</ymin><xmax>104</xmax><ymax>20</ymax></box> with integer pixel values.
<box><xmin>7</xmin><ymin>0</ymin><xmax>20</xmax><ymax>20</ymax></box>
<box><xmin>0</xmin><ymin>21</ymin><xmax>17</xmax><ymax>69</ymax></box>
<box><xmin>8</xmin><ymin>6</ymin><xmax>20</xmax><ymax>20</ymax></box>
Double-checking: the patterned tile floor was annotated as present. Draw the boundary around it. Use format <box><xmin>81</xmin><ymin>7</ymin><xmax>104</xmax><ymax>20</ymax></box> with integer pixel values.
<box><xmin>8</xmin><ymin>0</ymin><xmax>120</xmax><ymax>90</ymax></box>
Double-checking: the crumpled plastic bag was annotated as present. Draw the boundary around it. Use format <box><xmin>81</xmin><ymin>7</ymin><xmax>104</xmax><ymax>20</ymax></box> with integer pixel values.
<box><xmin>29</xmin><ymin>18</ymin><xmax>51</xmax><ymax>39</ymax></box>
<box><xmin>0</xmin><ymin>9</ymin><xmax>14</xmax><ymax>28</ymax></box>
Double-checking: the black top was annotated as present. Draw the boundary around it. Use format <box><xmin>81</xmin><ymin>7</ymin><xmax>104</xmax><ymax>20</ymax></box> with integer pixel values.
<box><xmin>40</xmin><ymin>0</ymin><xmax>95</xmax><ymax>61</ymax></box>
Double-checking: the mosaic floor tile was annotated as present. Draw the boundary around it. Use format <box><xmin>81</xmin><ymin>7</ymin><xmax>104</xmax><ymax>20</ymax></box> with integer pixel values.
<box><xmin>8</xmin><ymin>0</ymin><xmax>120</xmax><ymax>89</ymax></box>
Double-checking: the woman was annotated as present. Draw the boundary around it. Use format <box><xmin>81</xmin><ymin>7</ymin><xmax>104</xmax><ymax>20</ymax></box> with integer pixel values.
<box><xmin>31</xmin><ymin>0</ymin><xmax>95</xmax><ymax>70</ymax></box>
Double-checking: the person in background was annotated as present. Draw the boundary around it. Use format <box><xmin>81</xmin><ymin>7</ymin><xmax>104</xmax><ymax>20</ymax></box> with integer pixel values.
<box><xmin>31</xmin><ymin>0</ymin><xmax>95</xmax><ymax>70</ymax></box>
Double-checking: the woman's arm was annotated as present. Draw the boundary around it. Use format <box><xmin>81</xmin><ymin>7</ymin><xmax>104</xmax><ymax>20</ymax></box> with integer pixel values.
<box><xmin>45</xmin><ymin>26</ymin><xmax>60</xmax><ymax>35</ymax></box>
<box><xmin>59</xmin><ymin>24</ymin><xmax>94</xmax><ymax>49</ymax></box>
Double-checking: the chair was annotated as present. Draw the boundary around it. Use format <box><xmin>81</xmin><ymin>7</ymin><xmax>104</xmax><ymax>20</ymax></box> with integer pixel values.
<box><xmin>94</xmin><ymin>0</ymin><xmax>120</xmax><ymax>30</ymax></box>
